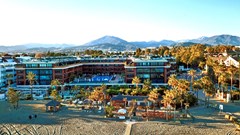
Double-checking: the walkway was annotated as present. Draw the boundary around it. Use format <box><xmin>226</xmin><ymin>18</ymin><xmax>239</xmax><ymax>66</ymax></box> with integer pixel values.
<box><xmin>124</xmin><ymin>123</ymin><xmax>132</xmax><ymax>135</ymax></box>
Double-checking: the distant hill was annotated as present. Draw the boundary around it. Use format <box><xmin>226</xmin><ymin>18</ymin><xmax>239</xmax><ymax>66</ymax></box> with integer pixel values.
<box><xmin>0</xmin><ymin>44</ymin><xmax>74</xmax><ymax>53</ymax></box>
<box><xmin>23</xmin><ymin>43</ymin><xmax>74</xmax><ymax>49</ymax></box>
<box><xmin>68</xmin><ymin>36</ymin><xmax>176</xmax><ymax>52</ymax></box>
<box><xmin>67</xmin><ymin>36</ymin><xmax>138</xmax><ymax>52</ymax></box>
<box><xmin>0</xmin><ymin>45</ymin><xmax>27</xmax><ymax>52</ymax></box>
<box><xmin>182</xmin><ymin>35</ymin><xmax>240</xmax><ymax>46</ymax></box>
<box><xmin>131</xmin><ymin>40</ymin><xmax>175</xmax><ymax>48</ymax></box>
<box><xmin>1</xmin><ymin>34</ymin><xmax>240</xmax><ymax>52</ymax></box>
<box><xmin>84</xmin><ymin>36</ymin><xmax>129</xmax><ymax>46</ymax></box>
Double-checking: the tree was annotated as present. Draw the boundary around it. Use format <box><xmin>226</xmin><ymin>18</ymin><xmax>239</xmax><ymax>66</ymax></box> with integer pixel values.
<box><xmin>136</xmin><ymin>48</ymin><xmax>141</xmax><ymax>57</ymax></box>
<box><xmin>35</xmin><ymin>52</ymin><xmax>44</xmax><ymax>59</ymax></box>
<box><xmin>198</xmin><ymin>61</ymin><xmax>206</xmax><ymax>70</ymax></box>
<box><xmin>7</xmin><ymin>88</ymin><xmax>20</xmax><ymax>109</ymax></box>
<box><xmin>50</xmin><ymin>90</ymin><xmax>61</xmax><ymax>101</ymax></box>
<box><xmin>123</xmin><ymin>97</ymin><xmax>127</xmax><ymax>108</ymax></box>
<box><xmin>76</xmin><ymin>87</ymin><xmax>87</xmax><ymax>100</ymax></box>
<box><xmin>101</xmin><ymin>84</ymin><xmax>107</xmax><ymax>109</ymax></box>
<box><xmin>168</xmin><ymin>74</ymin><xmax>178</xmax><ymax>89</ymax></box>
<box><xmin>192</xmin><ymin>79</ymin><xmax>202</xmax><ymax>103</ymax></box>
<box><xmin>161</xmin><ymin>90</ymin><xmax>176</xmax><ymax>120</ymax></box>
<box><xmin>168</xmin><ymin>74</ymin><xmax>190</xmax><ymax>111</ymax></box>
<box><xmin>72</xmin><ymin>85</ymin><xmax>80</xmax><ymax>94</ymax></box>
<box><xmin>142</xmin><ymin>79</ymin><xmax>152</xmax><ymax>95</ymax></box>
<box><xmin>200</xmin><ymin>76</ymin><xmax>215</xmax><ymax>107</ymax></box>
<box><xmin>51</xmin><ymin>79</ymin><xmax>61</xmax><ymax>91</ymax></box>
<box><xmin>213</xmin><ymin>65</ymin><xmax>225</xmax><ymax>89</ymax></box>
<box><xmin>144</xmin><ymin>98</ymin><xmax>149</xmax><ymax>121</ymax></box>
<box><xmin>188</xmin><ymin>69</ymin><xmax>196</xmax><ymax>91</ymax></box>
<box><xmin>218</xmin><ymin>73</ymin><xmax>228</xmax><ymax>99</ymax></box>
<box><xmin>130</xmin><ymin>88</ymin><xmax>139</xmax><ymax>96</ymax></box>
<box><xmin>26</xmin><ymin>72</ymin><xmax>36</xmax><ymax>100</ymax></box>
<box><xmin>181</xmin><ymin>49</ymin><xmax>191</xmax><ymax>69</ymax></box>
<box><xmin>132</xmin><ymin>76</ymin><xmax>141</xmax><ymax>89</ymax></box>
<box><xmin>177</xmin><ymin>79</ymin><xmax>190</xmax><ymax>110</ymax></box>
<box><xmin>148</xmin><ymin>89</ymin><xmax>159</xmax><ymax>117</ymax></box>
<box><xmin>227</xmin><ymin>65</ymin><xmax>237</xmax><ymax>102</ymax></box>
<box><xmin>89</xmin><ymin>86</ymin><xmax>104</xmax><ymax>108</ymax></box>
<box><xmin>5</xmin><ymin>74</ymin><xmax>13</xmax><ymax>87</ymax></box>
<box><xmin>238</xmin><ymin>64</ymin><xmax>240</xmax><ymax>91</ymax></box>
<box><xmin>128</xmin><ymin>99</ymin><xmax>136</xmax><ymax>121</ymax></box>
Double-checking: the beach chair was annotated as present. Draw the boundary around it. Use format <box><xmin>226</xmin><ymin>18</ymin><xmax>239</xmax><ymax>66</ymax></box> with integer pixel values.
<box><xmin>98</xmin><ymin>106</ymin><xmax>102</xmax><ymax>113</ymax></box>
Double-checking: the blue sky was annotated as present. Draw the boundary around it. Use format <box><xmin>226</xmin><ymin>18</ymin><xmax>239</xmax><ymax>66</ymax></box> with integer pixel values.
<box><xmin>0</xmin><ymin>0</ymin><xmax>239</xmax><ymax>45</ymax></box>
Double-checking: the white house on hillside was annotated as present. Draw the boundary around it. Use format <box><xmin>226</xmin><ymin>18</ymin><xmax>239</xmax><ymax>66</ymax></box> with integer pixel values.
<box><xmin>224</xmin><ymin>56</ymin><xmax>239</xmax><ymax>68</ymax></box>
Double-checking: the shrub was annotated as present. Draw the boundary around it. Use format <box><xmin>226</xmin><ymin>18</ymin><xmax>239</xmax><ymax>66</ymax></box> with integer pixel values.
<box><xmin>105</xmin><ymin>105</ymin><xmax>115</xmax><ymax>117</ymax></box>
<box><xmin>185</xmin><ymin>93</ymin><xmax>197</xmax><ymax>106</ymax></box>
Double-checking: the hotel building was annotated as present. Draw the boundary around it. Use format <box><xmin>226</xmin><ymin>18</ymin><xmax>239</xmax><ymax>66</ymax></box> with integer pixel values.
<box><xmin>0</xmin><ymin>56</ymin><xmax>17</xmax><ymax>88</ymax></box>
<box><xmin>15</xmin><ymin>56</ymin><xmax>176</xmax><ymax>89</ymax></box>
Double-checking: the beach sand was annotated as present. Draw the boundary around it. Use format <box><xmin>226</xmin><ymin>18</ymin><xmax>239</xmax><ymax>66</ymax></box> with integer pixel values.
<box><xmin>0</xmin><ymin>100</ymin><xmax>239</xmax><ymax>135</ymax></box>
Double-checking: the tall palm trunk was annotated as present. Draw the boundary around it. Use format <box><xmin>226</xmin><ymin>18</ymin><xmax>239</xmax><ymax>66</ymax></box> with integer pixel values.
<box><xmin>30</xmin><ymin>84</ymin><xmax>33</xmax><ymax>100</ymax></box>
<box><xmin>239</xmin><ymin>73</ymin><xmax>240</xmax><ymax>91</ymax></box>
<box><xmin>230</xmin><ymin>76</ymin><xmax>234</xmax><ymax>103</ymax></box>
<box><xmin>196</xmin><ymin>90</ymin><xmax>199</xmax><ymax>104</ymax></box>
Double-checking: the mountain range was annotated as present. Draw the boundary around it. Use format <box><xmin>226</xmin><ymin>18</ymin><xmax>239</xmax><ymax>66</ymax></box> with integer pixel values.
<box><xmin>1</xmin><ymin>34</ymin><xmax>240</xmax><ymax>52</ymax></box>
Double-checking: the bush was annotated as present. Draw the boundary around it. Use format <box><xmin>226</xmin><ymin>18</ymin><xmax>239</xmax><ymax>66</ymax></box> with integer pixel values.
<box><xmin>44</xmin><ymin>97</ymin><xmax>51</xmax><ymax>100</ymax></box>
<box><xmin>185</xmin><ymin>93</ymin><xmax>197</xmax><ymax>106</ymax></box>
<box><xmin>25</xmin><ymin>94</ymin><xmax>32</xmax><ymax>100</ymax></box>
<box><xmin>105</xmin><ymin>105</ymin><xmax>115</xmax><ymax>117</ymax></box>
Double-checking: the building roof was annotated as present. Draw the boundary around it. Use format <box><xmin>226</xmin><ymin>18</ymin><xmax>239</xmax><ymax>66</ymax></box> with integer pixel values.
<box><xmin>45</xmin><ymin>100</ymin><xmax>60</xmax><ymax>106</ymax></box>
<box><xmin>111</xmin><ymin>94</ymin><xmax>148</xmax><ymax>101</ymax></box>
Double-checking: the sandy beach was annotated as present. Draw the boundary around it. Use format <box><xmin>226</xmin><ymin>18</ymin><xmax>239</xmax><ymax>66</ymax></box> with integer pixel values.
<box><xmin>0</xmin><ymin>100</ymin><xmax>239</xmax><ymax>135</ymax></box>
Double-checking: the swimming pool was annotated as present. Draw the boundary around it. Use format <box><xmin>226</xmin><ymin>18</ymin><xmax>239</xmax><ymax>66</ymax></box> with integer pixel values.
<box><xmin>92</xmin><ymin>75</ymin><xmax>113</xmax><ymax>82</ymax></box>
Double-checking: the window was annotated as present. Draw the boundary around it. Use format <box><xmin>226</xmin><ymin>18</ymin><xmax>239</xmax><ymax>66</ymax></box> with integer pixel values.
<box><xmin>39</xmin><ymin>64</ymin><xmax>47</xmax><ymax>67</ymax></box>
<box><xmin>26</xmin><ymin>64</ymin><xmax>38</xmax><ymax>68</ymax></box>
<box><xmin>26</xmin><ymin>69</ymin><xmax>39</xmax><ymax>74</ymax></box>
<box><xmin>47</xmin><ymin>64</ymin><xmax>52</xmax><ymax>67</ymax></box>
<box><xmin>40</xmin><ymin>70</ymin><xmax>52</xmax><ymax>74</ymax></box>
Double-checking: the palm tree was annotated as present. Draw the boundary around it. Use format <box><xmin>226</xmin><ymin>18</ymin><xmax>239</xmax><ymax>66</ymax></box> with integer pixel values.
<box><xmin>123</xmin><ymin>97</ymin><xmax>127</xmax><ymax>108</ymax></box>
<box><xmin>89</xmin><ymin>86</ymin><xmax>104</xmax><ymax>108</ymax></box>
<box><xmin>148</xmin><ymin>89</ymin><xmax>159</xmax><ymax>117</ymax></box>
<box><xmin>142</xmin><ymin>79</ymin><xmax>152</xmax><ymax>95</ymax></box>
<box><xmin>51</xmin><ymin>79</ymin><xmax>61</xmax><ymax>90</ymax></box>
<box><xmin>50</xmin><ymin>89</ymin><xmax>60</xmax><ymax>100</ymax></box>
<box><xmin>161</xmin><ymin>90</ymin><xmax>175</xmax><ymax>120</ymax></box>
<box><xmin>168</xmin><ymin>74</ymin><xmax>178</xmax><ymax>89</ymax></box>
<box><xmin>101</xmin><ymin>83</ymin><xmax>107</xmax><ymax>109</ymax></box>
<box><xmin>200</xmin><ymin>76</ymin><xmax>215</xmax><ymax>107</ymax></box>
<box><xmin>51</xmin><ymin>79</ymin><xmax>62</xmax><ymax>96</ymax></box>
<box><xmin>238</xmin><ymin>64</ymin><xmax>240</xmax><ymax>91</ymax></box>
<box><xmin>192</xmin><ymin>79</ymin><xmax>202</xmax><ymax>103</ymax></box>
<box><xmin>5</xmin><ymin>74</ymin><xmax>13</xmax><ymax>88</ymax></box>
<box><xmin>177</xmin><ymin>79</ymin><xmax>190</xmax><ymax>110</ymax></box>
<box><xmin>213</xmin><ymin>65</ymin><xmax>224</xmax><ymax>89</ymax></box>
<box><xmin>188</xmin><ymin>69</ymin><xmax>196</xmax><ymax>91</ymax></box>
<box><xmin>143</xmin><ymin>98</ymin><xmax>149</xmax><ymax>121</ymax></box>
<box><xmin>128</xmin><ymin>99</ymin><xmax>136</xmax><ymax>121</ymax></box>
<box><xmin>132</xmin><ymin>76</ymin><xmax>141</xmax><ymax>89</ymax></box>
<box><xmin>7</xmin><ymin>88</ymin><xmax>20</xmax><ymax>109</ymax></box>
<box><xmin>72</xmin><ymin>85</ymin><xmax>80</xmax><ymax>92</ymax></box>
<box><xmin>218</xmin><ymin>73</ymin><xmax>228</xmax><ymax>99</ymax></box>
<box><xmin>26</xmin><ymin>72</ymin><xmax>36</xmax><ymax>100</ymax></box>
<box><xmin>227</xmin><ymin>65</ymin><xmax>237</xmax><ymax>102</ymax></box>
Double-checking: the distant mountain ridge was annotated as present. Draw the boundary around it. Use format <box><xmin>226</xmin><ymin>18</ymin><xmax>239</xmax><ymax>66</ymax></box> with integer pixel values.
<box><xmin>196</xmin><ymin>35</ymin><xmax>240</xmax><ymax>45</ymax></box>
<box><xmin>1</xmin><ymin>34</ymin><xmax>240</xmax><ymax>52</ymax></box>
<box><xmin>0</xmin><ymin>43</ymin><xmax>75</xmax><ymax>53</ymax></box>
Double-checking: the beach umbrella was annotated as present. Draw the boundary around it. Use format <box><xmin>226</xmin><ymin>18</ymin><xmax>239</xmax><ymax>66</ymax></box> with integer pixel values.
<box><xmin>83</xmin><ymin>99</ymin><xmax>92</xmax><ymax>104</ymax></box>
<box><xmin>118</xmin><ymin>108</ymin><xmax>127</xmax><ymax>114</ymax></box>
